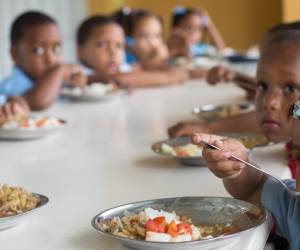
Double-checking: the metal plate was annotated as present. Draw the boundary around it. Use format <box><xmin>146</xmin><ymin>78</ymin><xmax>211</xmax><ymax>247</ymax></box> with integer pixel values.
<box><xmin>152</xmin><ymin>136</ymin><xmax>205</xmax><ymax>166</ymax></box>
<box><xmin>61</xmin><ymin>90</ymin><xmax>126</xmax><ymax>102</ymax></box>
<box><xmin>221</xmin><ymin>133</ymin><xmax>269</xmax><ymax>149</ymax></box>
<box><xmin>192</xmin><ymin>103</ymin><xmax>255</xmax><ymax>122</ymax></box>
<box><xmin>0</xmin><ymin>118</ymin><xmax>66</xmax><ymax>140</ymax></box>
<box><xmin>92</xmin><ymin>196</ymin><xmax>271</xmax><ymax>250</ymax></box>
<box><xmin>0</xmin><ymin>193</ymin><xmax>49</xmax><ymax>231</ymax></box>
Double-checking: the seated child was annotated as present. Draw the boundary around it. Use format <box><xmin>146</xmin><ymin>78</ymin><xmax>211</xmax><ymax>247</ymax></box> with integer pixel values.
<box><xmin>123</xmin><ymin>9</ymin><xmax>169</xmax><ymax>70</ymax></box>
<box><xmin>192</xmin><ymin>98</ymin><xmax>300</xmax><ymax>250</ymax></box>
<box><xmin>0</xmin><ymin>11</ymin><xmax>86</xmax><ymax>110</ymax></box>
<box><xmin>77</xmin><ymin>15</ymin><xmax>191</xmax><ymax>88</ymax></box>
<box><xmin>168</xmin><ymin>28</ymin><xmax>300</xmax><ymax>141</ymax></box>
<box><xmin>168</xmin><ymin>6</ymin><xmax>226</xmax><ymax>59</ymax></box>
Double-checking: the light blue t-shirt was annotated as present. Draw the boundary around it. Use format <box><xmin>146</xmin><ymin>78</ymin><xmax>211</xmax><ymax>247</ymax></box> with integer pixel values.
<box><xmin>261</xmin><ymin>177</ymin><xmax>300</xmax><ymax>250</ymax></box>
<box><xmin>0</xmin><ymin>67</ymin><xmax>33</xmax><ymax>104</ymax></box>
<box><xmin>190</xmin><ymin>43</ymin><xmax>216</xmax><ymax>57</ymax></box>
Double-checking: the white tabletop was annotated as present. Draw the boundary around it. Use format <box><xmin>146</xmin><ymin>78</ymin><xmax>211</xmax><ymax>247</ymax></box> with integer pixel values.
<box><xmin>0</xmin><ymin>80</ymin><xmax>285</xmax><ymax>250</ymax></box>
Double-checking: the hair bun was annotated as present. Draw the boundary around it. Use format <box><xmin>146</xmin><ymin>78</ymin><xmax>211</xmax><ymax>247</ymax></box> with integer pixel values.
<box><xmin>173</xmin><ymin>6</ymin><xmax>186</xmax><ymax>15</ymax></box>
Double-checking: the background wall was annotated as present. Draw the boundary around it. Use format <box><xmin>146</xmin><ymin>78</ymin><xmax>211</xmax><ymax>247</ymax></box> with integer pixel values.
<box><xmin>88</xmin><ymin>0</ymin><xmax>283</xmax><ymax>50</ymax></box>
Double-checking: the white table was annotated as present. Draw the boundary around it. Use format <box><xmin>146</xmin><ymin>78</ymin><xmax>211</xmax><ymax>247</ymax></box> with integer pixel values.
<box><xmin>0</xmin><ymin>81</ymin><xmax>285</xmax><ymax>250</ymax></box>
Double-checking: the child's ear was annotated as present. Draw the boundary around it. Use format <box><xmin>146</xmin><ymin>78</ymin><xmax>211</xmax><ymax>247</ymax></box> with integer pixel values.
<box><xmin>77</xmin><ymin>47</ymin><xmax>84</xmax><ymax>61</ymax></box>
<box><xmin>10</xmin><ymin>46</ymin><xmax>19</xmax><ymax>64</ymax></box>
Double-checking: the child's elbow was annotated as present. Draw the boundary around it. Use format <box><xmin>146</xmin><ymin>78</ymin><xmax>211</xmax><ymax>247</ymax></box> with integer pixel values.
<box><xmin>26</xmin><ymin>95</ymin><xmax>52</xmax><ymax>111</ymax></box>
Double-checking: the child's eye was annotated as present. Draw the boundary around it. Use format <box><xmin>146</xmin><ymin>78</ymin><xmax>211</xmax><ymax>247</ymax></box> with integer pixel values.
<box><xmin>33</xmin><ymin>46</ymin><xmax>45</xmax><ymax>55</ymax></box>
<box><xmin>116</xmin><ymin>43</ymin><xmax>124</xmax><ymax>49</ymax></box>
<box><xmin>283</xmin><ymin>83</ymin><xmax>299</xmax><ymax>94</ymax></box>
<box><xmin>256</xmin><ymin>81</ymin><xmax>268</xmax><ymax>92</ymax></box>
<box><xmin>53</xmin><ymin>44</ymin><xmax>62</xmax><ymax>55</ymax></box>
<box><xmin>97</xmin><ymin>42</ymin><xmax>107</xmax><ymax>48</ymax></box>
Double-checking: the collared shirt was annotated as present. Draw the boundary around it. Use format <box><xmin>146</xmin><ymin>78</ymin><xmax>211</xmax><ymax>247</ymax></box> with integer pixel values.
<box><xmin>261</xmin><ymin>177</ymin><xmax>300</xmax><ymax>250</ymax></box>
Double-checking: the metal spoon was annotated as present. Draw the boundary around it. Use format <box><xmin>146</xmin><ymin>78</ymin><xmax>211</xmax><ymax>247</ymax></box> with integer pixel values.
<box><xmin>201</xmin><ymin>140</ymin><xmax>300</xmax><ymax>197</ymax></box>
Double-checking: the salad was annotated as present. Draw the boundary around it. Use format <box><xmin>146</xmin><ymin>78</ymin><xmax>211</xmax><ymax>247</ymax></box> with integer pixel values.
<box><xmin>160</xmin><ymin>143</ymin><xmax>202</xmax><ymax>157</ymax></box>
<box><xmin>100</xmin><ymin>208</ymin><xmax>239</xmax><ymax>242</ymax></box>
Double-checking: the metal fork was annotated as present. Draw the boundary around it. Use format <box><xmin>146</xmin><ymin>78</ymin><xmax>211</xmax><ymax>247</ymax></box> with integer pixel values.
<box><xmin>201</xmin><ymin>140</ymin><xmax>300</xmax><ymax>197</ymax></box>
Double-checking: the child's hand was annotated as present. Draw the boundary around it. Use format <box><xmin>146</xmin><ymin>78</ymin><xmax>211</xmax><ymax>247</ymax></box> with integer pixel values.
<box><xmin>206</xmin><ymin>66</ymin><xmax>236</xmax><ymax>85</ymax></box>
<box><xmin>167</xmin><ymin>68</ymin><xmax>189</xmax><ymax>84</ymax></box>
<box><xmin>63</xmin><ymin>64</ymin><xmax>87</xmax><ymax>88</ymax></box>
<box><xmin>168</xmin><ymin>121</ymin><xmax>210</xmax><ymax>138</ymax></box>
<box><xmin>192</xmin><ymin>133</ymin><xmax>247</xmax><ymax>179</ymax></box>
<box><xmin>0</xmin><ymin>97</ymin><xmax>29</xmax><ymax>122</ymax></box>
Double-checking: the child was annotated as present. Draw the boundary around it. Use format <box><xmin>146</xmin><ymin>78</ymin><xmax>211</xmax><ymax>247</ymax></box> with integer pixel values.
<box><xmin>168</xmin><ymin>26</ymin><xmax>300</xmax><ymax>140</ymax></box>
<box><xmin>192</xmin><ymin>30</ymin><xmax>300</xmax><ymax>250</ymax></box>
<box><xmin>169</xmin><ymin>6</ymin><xmax>226</xmax><ymax>59</ymax></box>
<box><xmin>192</xmin><ymin>100</ymin><xmax>300</xmax><ymax>250</ymax></box>
<box><xmin>124</xmin><ymin>9</ymin><xmax>169</xmax><ymax>70</ymax></box>
<box><xmin>77</xmin><ymin>15</ymin><xmax>190</xmax><ymax>88</ymax></box>
<box><xmin>0</xmin><ymin>11</ymin><xmax>86</xmax><ymax>110</ymax></box>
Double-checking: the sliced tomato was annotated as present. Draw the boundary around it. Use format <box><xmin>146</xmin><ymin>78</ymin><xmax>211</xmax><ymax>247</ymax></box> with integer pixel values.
<box><xmin>166</xmin><ymin>220</ymin><xmax>178</xmax><ymax>237</ymax></box>
<box><xmin>36</xmin><ymin>119</ymin><xmax>46</xmax><ymax>128</ymax></box>
<box><xmin>177</xmin><ymin>222</ymin><xmax>192</xmax><ymax>235</ymax></box>
<box><xmin>146</xmin><ymin>218</ymin><xmax>166</xmax><ymax>233</ymax></box>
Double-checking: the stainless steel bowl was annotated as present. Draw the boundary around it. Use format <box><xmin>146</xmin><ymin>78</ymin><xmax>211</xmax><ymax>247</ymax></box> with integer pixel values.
<box><xmin>152</xmin><ymin>136</ymin><xmax>205</xmax><ymax>166</ymax></box>
<box><xmin>92</xmin><ymin>196</ymin><xmax>272</xmax><ymax>250</ymax></box>
<box><xmin>0</xmin><ymin>193</ymin><xmax>49</xmax><ymax>230</ymax></box>
<box><xmin>192</xmin><ymin>103</ymin><xmax>255</xmax><ymax>122</ymax></box>
<box><xmin>0</xmin><ymin>118</ymin><xmax>66</xmax><ymax>140</ymax></box>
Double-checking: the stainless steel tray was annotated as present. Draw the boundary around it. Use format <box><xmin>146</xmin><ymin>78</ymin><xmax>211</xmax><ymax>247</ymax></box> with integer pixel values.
<box><xmin>152</xmin><ymin>136</ymin><xmax>205</xmax><ymax>166</ymax></box>
<box><xmin>92</xmin><ymin>196</ymin><xmax>271</xmax><ymax>250</ymax></box>
<box><xmin>192</xmin><ymin>103</ymin><xmax>255</xmax><ymax>122</ymax></box>
<box><xmin>0</xmin><ymin>118</ymin><xmax>66</xmax><ymax>140</ymax></box>
<box><xmin>0</xmin><ymin>193</ymin><xmax>49</xmax><ymax>230</ymax></box>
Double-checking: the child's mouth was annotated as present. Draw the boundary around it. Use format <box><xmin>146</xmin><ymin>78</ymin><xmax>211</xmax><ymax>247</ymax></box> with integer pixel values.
<box><xmin>261</xmin><ymin>119</ymin><xmax>280</xmax><ymax>130</ymax></box>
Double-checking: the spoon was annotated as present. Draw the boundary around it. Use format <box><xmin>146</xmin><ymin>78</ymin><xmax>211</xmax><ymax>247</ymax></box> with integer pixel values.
<box><xmin>201</xmin><ymin>140</ymin><xmax>300</xmax><ymax>197</ymax></box>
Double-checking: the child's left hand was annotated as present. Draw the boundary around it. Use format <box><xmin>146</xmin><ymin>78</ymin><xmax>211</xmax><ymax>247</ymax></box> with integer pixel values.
<box><xmin>63</xmin><ymin>64</ymin><xmax>87</xmax><ymax>88</ymax></box>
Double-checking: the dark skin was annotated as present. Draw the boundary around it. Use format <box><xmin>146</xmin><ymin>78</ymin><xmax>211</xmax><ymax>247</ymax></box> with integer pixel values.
<box><xmin>11</xmin><ymin>23</ymin><xmax>86</xmax><ymax>110</ymax></box>
<box><xmin>169</xmin><ymin>43</ymin><xmax>300</xmax><ymax>143</ymax></box>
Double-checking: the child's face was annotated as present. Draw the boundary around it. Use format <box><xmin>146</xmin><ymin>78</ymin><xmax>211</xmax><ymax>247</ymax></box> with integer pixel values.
<box><xmin>11</xmin><ymin>23</ymin><xmax>62</xmax><ymax>80</ymax></box>
<box><xmin>177</xmin><ymin>14</ymin><xmax>204</xmax><ymax>45</ymax></box>
<box><xmin>256</xmin><ymin>44</ymin><xmax>300</xmax><ymax>142</ymax></box>
<box><xmin>78</xmin><ymin>23</ymin><xmax>125</xmax><ymax>74</ymax></box>
<box><xmin>133</xmin><ymin>16</ymin><xmax>164</xmax><ymax>55</ymax></box>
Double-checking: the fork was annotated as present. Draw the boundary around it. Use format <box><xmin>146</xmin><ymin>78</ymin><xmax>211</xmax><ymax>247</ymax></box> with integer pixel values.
<box><xmin>201</xmin><ymin>140</ymin><xmax>300</xmax><ymax>197</ymax></box>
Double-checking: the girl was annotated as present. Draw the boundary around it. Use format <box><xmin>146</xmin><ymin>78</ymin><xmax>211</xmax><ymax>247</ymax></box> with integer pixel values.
<box><xmin>169</xmin><ymin>6</ymin><xmax>226</xmax><ymax>59</ymax></box>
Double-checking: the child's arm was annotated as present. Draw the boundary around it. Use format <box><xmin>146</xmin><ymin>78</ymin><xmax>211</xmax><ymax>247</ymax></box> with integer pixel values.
<box><xmin>25</xmin><ymin>64</ymin><xmax>86</xmax><ymax>110</ymax></box>
<box><xmin>202</xmin><ymin>11</ymin><xmax>226</xmax><ymax>50</ymax></box>
<box><xmin>207</xmin><ymin>66</ymin><xmax>256</xmax><ymax>100</ymax></box>
<box><xmin>192</xmin><ymin>133</ymin><xmax>266</xmax><ymax>204</ymax></box>
<box><xmin>168</xmin><ymin>111</ymin><xmax>261</xmax><ymax>138</ymax></box>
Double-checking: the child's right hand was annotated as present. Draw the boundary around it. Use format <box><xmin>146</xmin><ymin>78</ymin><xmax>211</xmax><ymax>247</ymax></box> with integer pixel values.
<box><xmin>192</xmin><ymin>133</ymin><xmax>247</xmax><ymax>179</ymax></box>
<box><xmin>0</xmin><ymin>97</ymin><xmax>29</xmax><ymax>122</ymax></box>
<box><xmin>62</xmin><ymin>64</ymin><xmax>87</xmax><ymax>88</ymax></box>
<box><xmin>206</xmin><ymin>66</ymin><xmax>236</xmax><ymax>85</ymax></box>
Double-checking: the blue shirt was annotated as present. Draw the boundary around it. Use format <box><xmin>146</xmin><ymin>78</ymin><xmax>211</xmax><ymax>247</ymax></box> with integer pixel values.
<box><xmin>190</xmin><ymin>43</ymin><xmax>216</xmax><ymax>57</ymax></box>
<box><xmin>261</xmin><ymin>177</ymin><xmax>300</xmax><ymax>250</ymax></box>
<box><xmin>0</xmin><ymin>67</ymin><xmax>33</xmax><ymax>104</ymax></box>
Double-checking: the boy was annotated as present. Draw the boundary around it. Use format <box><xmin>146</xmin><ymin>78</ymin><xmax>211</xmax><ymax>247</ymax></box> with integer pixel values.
<box><xmin>192</xmin><ymin>30</ymin><xmax>300</xmax><ymax>249</ymax></box>
<box><xmin>0</xmin><ymin>11</ymin><xmax>86</xmax><ymax>110</ymax></box>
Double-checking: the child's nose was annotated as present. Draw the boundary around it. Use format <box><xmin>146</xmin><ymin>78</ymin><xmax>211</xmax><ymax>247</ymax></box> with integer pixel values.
<box><xmin>45</xmin><ymin>50</ymin><xmax>57</xmax><ymax>66</ymax></box>
<box><xmin>264</xmin><ymin>89</ymin><xmax>281</xmax><ymax>111</ymax></box>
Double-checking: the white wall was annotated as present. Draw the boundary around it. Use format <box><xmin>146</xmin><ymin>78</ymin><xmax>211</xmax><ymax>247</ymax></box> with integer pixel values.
<box><xmin>0</xmin><ymin>0</ymin><xmax>87</xmax><ymax>78</ymax></box>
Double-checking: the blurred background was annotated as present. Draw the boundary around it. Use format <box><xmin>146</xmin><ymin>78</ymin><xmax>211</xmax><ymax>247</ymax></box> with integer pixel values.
<box><xmin>1</xmin><ymin>0</ymin><xmax>300</xmax><ymax>77</ymax></box>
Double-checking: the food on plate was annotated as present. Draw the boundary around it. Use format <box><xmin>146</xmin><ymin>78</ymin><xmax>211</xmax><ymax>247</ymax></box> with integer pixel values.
<box><xmin>61</xmin><ymin>82</ymin><xmax>116</xmax><ymax>97</ymax></box>
<box><xmin>0</xmin><ymin>184</ymin><xmax>40</xmax><ymax>218</ymax></box>
<box><xmin>0</xmin><ymin>116</ymin><xmax>63</xmax><ymax>130</ymax></box>
<box><xmin>235</xmin><ymin>134</ymin><xmax>268</xmax><ymax>149</ymax></box>
<box><xmin>160</xmin><ymin>143</ymin><xmax>202</xmax><ymax>157</ymax></box>
<box><xmin>100</xmin><ymin>208</ymin><xmax>239</xmax><ymax>242</ymax></box>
